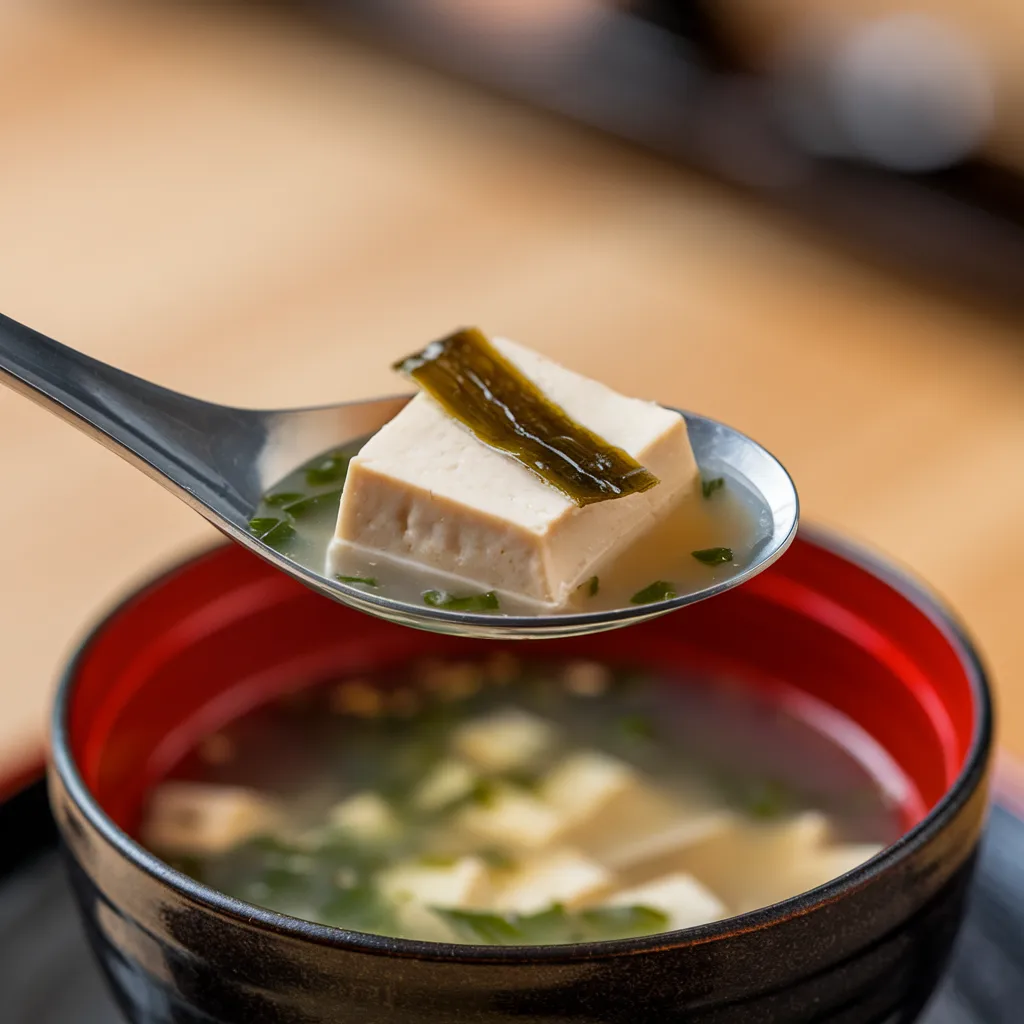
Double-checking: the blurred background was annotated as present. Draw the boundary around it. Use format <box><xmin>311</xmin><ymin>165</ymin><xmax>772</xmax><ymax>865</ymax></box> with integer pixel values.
<box><xmin>0</xmin><ymin>0</ymin><xmax>1022</xmax><ymax>779</ymax></box>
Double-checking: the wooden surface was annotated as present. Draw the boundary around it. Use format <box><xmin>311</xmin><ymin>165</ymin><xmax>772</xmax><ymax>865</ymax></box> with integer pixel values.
<box><xmin>1</xmin><ymin>1</ymin><xmax>1022</xmax><ymax>777</ymax></box>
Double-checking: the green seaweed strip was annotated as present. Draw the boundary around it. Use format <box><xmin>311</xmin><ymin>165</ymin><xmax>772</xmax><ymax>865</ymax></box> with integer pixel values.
<box><xmin>394</xmin><ymin>328</ymin><xmax>659</xmax><ymax>507</ymax></box>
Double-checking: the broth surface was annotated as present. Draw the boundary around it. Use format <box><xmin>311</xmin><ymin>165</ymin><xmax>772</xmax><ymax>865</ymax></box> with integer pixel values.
<box><xmin>140</xmin><ymin>657</ymin><xmax>905</xmax><ymax>944</ymax></box>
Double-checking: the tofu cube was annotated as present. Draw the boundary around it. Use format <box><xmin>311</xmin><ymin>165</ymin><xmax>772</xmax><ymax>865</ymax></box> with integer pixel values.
<box><xmin>452</xmin><ymin>709</ymin><xmax>555</xmax><ymax>773</ymax></box>
<box><xmin>141</xmin><ymin>782</ymin><xmax>281</xmax><ymax>856</ymax></box>
<box><xmin>394</xmin><ymin>901</ymin><xmax>461</xmax><ymax>943</ymax></box>
<box><xmin>412</xmin><ymin>759</ymin><xmax>478</xmax><ymax>812</ymax></box>
<box><xmin>601</xmin><ymin>811</ymin><xmax>740</xmax><ymax>882</ymax></box>
<box><xmin>542</xmin><ymin>751</ymin><xmax>636</xmax><ymax>822</ymax></box>
<box><xmin>678</xmin><ymin>811</ymin><xmax>833</xmax><ymax>913</ymax></box>
<box><xmin>456</xmin><ymin>785</ymin><xmax>561</xmax><ymax>849</ymax></box>
<box><xmin>775</xmin><ymin>842</ymin><xmax>885</xmax><ymax>906</ymax></box>
<box><xmin>329</xmin><ymin>336</ymin><xmax>698</xmax><ymax>607</ymax></box>
<box><xmin>493</xmin><ymin>848</ymin><xmax>613</xmax><ymax>914</ymax></box>
<box><xmin>564</xmin><ymin>780</ymin><xmax>695</xmax><ymax>861</ymax></box>
<box><xmin>328</xmin><ymin>792</ymin><xmax>399</xmax><ymax>843</ymax></box>
<box><xmin>379</xmin><ymin>856</ymin><xmax>489</xmax><ymax>909</ymax></box>
<box><xmin>606</xmin><ymin>873</ymin><xmax>727</xmax><ymax>931</ymax></box>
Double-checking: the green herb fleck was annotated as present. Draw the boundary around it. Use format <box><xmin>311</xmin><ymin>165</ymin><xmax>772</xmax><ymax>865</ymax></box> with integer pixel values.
<box><xmin>164</xmin><ymin>854</ymin><xmax>206</xmax><ymax>883</ymax></box>
<box><xmin>630</xmin><ymin>580</ymin><xmax>676</xmax><ymax>604</ymax></box>
<box><xmin>434</xmin><ymin>908</ymin><xmax>526</xmax><ymax>945</ymax></box>
<box><xmin>305</xmin><ymin>453</ymin><xmax>348</xmax><ymax>487</ymax></box>
<box><xmin>577</xmin><ymin>905</ymin><xmax>669</xmax><ymax>940</ymax></box>
<box><xmin>434</xmin><ymin>902</ymin><xmax>669</xmax><ymax>945</ymax></box>
<box><xmin>504</xmin><ymin>768</ymin><xmax>544</xmax><ymax>792</ymax></box>
<box><xmin>620</xmin><ymin>714</ymin><xmax>656</xmax><ymax>741</ymax></box>
<box><xmin>423</xmin><ymin>590</ymin><xmax>500</xmax><ymax>612</ymax></box>
<box><xmin>579</xmin><ymin>575</ymin><xmax>599</xmax><ymax>597</ymax></box>
<box><xmin>691</xmin><ymin>547</ymin><xmax>733</xmax><ymax>566</ymax></box>
<box><xmin>743</xmin><ymin>780</ymin><xmax>792</xmax><ymax>820</ymax></box>
<box><xmin>248</xmin><ymin>517</ymin><xmax>295</xmax><ymax>549</ymax></box>
<box><xmin>264</xmin><ymin>491</ymin><xmax>305</xmax><ymax>507</ymax></box>
<box><xmin>468</xmin><ymin>778</ymin><xmax>501</xmax><ymax>807</ymax></box>
<box><xmin>479</xmin><ymin>848</ymin><xmax>517</xmax><ymax>871</ymax></box>
<box><xmin>319</xmin><ymin>883</ymin><xmax>396</xmax><ymax>934</ymax></box>
<box><xmin>336</xmin><ymin>574</ymin><xmax>379</xmax><ymax>588</ymax></box>
<box><xmin>283</xmin><ymin>489</ymin><xmax>342</xmax><ymax>519</ymax></box>
<box><xmin>417</xmin><ymin>853</ymin><xmax>459</xmax><ymax>868</ymax></box>
<box><xmin>702</xmin><ymin>476</ymin><xmax>725</xmax><ymax>498</ymax></box>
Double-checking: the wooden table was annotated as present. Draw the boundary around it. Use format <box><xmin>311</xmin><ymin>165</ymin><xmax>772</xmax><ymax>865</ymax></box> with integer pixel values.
<box><xmin>1</xmin><ymin>1</ymin><xmax>1022</xmax><ymax>777</ymax></box>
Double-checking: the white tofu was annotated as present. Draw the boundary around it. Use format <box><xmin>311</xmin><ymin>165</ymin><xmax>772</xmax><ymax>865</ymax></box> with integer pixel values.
<box><xmin>542</xmin><ymin>751</ymin><xmax>636</xmax><ymax>821</ymax></box>
<box><xmin>493</xmin><ymin>849</ymin><xmax>613</xmax><ymax>914</ymax></box>
<box><xmin>456</xmin><ymin>785</ymin><xmax>561</xmax><ymax>849</ymax></box>
<box><xmin>141</xmin><ymin>782</ymin><xmax>281</xmax><ymax>856</ymax></box>
<box><xmin>768</xmin><ymin>842</ymin><xmax>884</xmax><ymax>908</ymax></box>
<box><xmin>606</xmin><ymin>873</ymin><xmax>726</xmax><ymax>930</ymax></box>
<box><xmin>394</xmin><ymin>902</ymin><xmax>460</xmax><ymax>943</ymax></box>
<box><xmin>329</xmin><ymin>336</ymin><xmax>698</xmax><ymax>607</ymax></box>
<box><xmin>601</xmin><ymin>811</ymin><xmax>740</xmax><ymax>881</ymax></box>
<box><xmin>451</xmin><ymin>709</ymin><xmax>555</xmax><ymax>773</ymax></box>
<box><xmin>678</xmin><ymin>811</ymin><xmax>834</xmax><ymax>913</ymax></box>
<box><xmin>412</xmin><ymin>759</ymin><xmax>477</xmax><ymax>812</ymax></box>
<box><xmin>818</xmin><ymin>842</ymin><xmax>884</xmax><ymax>876</ymax></box>
<box><xmin>328</xmin><ymin>792</ymin><xmax>399</xmax><ymax>842</ymax></box>
<box><xmin>564</xmin><ymin>780</ymin><xmax>696</xmax><ymax>861</ymax></box>
<box><xmin>379</xmin><ymin>856</ymin><xmax>489</xmax><ymax>909</ymax></box>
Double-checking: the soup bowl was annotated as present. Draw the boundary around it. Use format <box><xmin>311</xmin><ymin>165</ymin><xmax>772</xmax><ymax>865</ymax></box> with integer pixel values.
<box><xmin>48</xmin><ymin>529</ymin><xmax>992</xmax><ymax>1023</ymax></box>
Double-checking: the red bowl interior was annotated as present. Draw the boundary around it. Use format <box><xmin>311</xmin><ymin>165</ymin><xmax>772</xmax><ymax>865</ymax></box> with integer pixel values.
<box><xmin>62</xmin><ymin>533</ymin><xmax>981</xmax><ymax>837</ymax></box>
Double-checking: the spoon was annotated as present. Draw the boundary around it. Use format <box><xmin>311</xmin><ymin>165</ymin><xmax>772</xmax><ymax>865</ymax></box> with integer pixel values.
<box><xmin>0</xmin><ymin>313</ymin><xmax>798</xmax><ymax>639</ymax></box>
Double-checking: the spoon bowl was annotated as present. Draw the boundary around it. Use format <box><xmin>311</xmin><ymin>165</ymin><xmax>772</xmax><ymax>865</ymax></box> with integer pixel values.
<box><xmin>0</xmin><ymin>314</ymin><xmax>797</xmax><ymax>639</ymax></box>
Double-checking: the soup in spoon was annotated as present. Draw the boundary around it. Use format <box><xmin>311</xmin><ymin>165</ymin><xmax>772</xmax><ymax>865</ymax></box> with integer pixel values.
<box><xmin>248</xmin><ymin>329</ymin><xmax>772</xmax><ymax>616</ymax></box>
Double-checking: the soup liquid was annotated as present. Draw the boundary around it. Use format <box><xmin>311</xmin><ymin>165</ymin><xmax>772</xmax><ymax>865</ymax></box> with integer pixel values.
<box><xmin>251</xmin><ymin>440</ymin><xmax>768</xmax><ymax>615</ymax></box>
<box><xmin>141</xmin><ymin>657</ymin><xmax>908</xmax><ymax>944</ymax></box>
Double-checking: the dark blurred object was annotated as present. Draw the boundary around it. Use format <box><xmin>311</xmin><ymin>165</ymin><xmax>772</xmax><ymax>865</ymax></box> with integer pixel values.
<box><xmin>2</xmin><ymin>774</ymin><xmax>1024</xmax><ymax>1022</ymax></box>
<box><xmin>308</xmin><ymin>0</ymin><xmax>1024</xmax><ymax>307</ymax></box>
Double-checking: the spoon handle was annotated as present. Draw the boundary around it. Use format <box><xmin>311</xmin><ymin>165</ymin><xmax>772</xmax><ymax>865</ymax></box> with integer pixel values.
<box><xmin>0</xmin><ymin>313</ymin><xmax>264</xmax><ymax>519</ymax></box>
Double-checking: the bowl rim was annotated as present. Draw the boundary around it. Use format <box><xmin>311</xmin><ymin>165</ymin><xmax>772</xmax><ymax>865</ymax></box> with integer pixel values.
<box><xmin>49</xmin><ymin>526</ymin><xmax>993</xmax><ymax>963</ymax></box>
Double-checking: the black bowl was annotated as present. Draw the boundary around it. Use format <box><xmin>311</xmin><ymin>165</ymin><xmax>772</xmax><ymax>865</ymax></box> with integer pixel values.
<box><xmin>48</xmin><ymin>531</ymin><xmax>993</xmax><ymax>1023</ymax></box>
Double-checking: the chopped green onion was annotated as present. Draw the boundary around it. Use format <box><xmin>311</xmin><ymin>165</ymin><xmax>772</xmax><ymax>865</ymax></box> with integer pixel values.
<box><xmin>692</xmin><ymin>547</ymin><xmax>733</xmax><ymax>566</ymax></box>
<box><xmin>417</xmin><ymin>853</ymin><xmax>459</xmax><ymax>868</ymax></box>
<box><xmin>579</xmin><ymin>575</ymin><xmax>599</xmax><ymax>597</ymax></box>
<box><xmin>283</xmin><ymin>489</ymin><xmax>342</xmax><ymax>519</ymax></box>
<box><xmin>702</xmin><ymin>476</ymin><xmax>725</xmax><ymax>498</ymax></box>
<box><xmin>630</xmin><ymin>580</ymin><xmax>677</xmax><ymax>605</ymax></box>
<box><xmin>620</xmin><ymin>714</ymin><xmax>656</xmax><ymax>741</ymax></box>
<box><xmin>305</xmin><ymin>453</ymin><xmax>348</xmax><ymax>487</ymax></box>
<box><xmin>335</xmin><ymin>574</ymin><xmax>378</xmax><ymax>587</ymax></box>
<box><xmin>433</xmin><ymin>908</ymin><xmax>525</xmax><ymax>945</ymax></box>
<box><xmin>468</xmin><ymin>778</ymin><xmax>500</xmax><ymax>807</ymax></box>
<box><xmin>434</xmin><ymin>902</ymin><xmax>669</xmax><ymax>945</ymax></box>
<box><xmin>423</xmin><ymin>589</ymin><xmax>500</xmax><ymax>612</ymax></box>
<box><xmin>479</xmin><ymin>848</ymin><xmax>517</xmax><ymax>871</ymax></box>
<box><xmin>263</xmin><ymin>491</ymin><xmax>305</xmax><ymax>507</ymax></box>
<box><xmin>248</xmin><ymin>517</ymin><xmax>295</xmax><ymax>549</ymax></box>
<box><xmin>577</xmin><ymin>905</ymin><xmax>669</xmax><ymax>940</ymax></box>
<box><xmin>744</xmin><ymin>780</ymin><xmax>792</xmax><ymax>820</ymax></box>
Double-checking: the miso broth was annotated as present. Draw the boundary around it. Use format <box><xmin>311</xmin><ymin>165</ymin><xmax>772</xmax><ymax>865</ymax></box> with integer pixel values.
<box><xmin>140</xmin><ymin>657</ymin><xmax>906</xmax><ymax>945</ymax></box>
<box><xmin>249</xmin><ymin>441</ymin><xmax>768</xmax><ymax>616</ymax></box>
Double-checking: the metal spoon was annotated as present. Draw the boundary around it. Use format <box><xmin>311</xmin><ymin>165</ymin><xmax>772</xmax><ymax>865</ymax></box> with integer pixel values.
<box><xmin>0</xmin><ymin>313</ymin><xmax>797</xmax><ymax>639</ymax></box>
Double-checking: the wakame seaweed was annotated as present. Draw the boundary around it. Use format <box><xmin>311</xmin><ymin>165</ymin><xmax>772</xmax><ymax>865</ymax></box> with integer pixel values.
<box><xmin>393</xmin><ymin>328</ymin><xmax>659</xmax><ymax>506</ymax></box>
